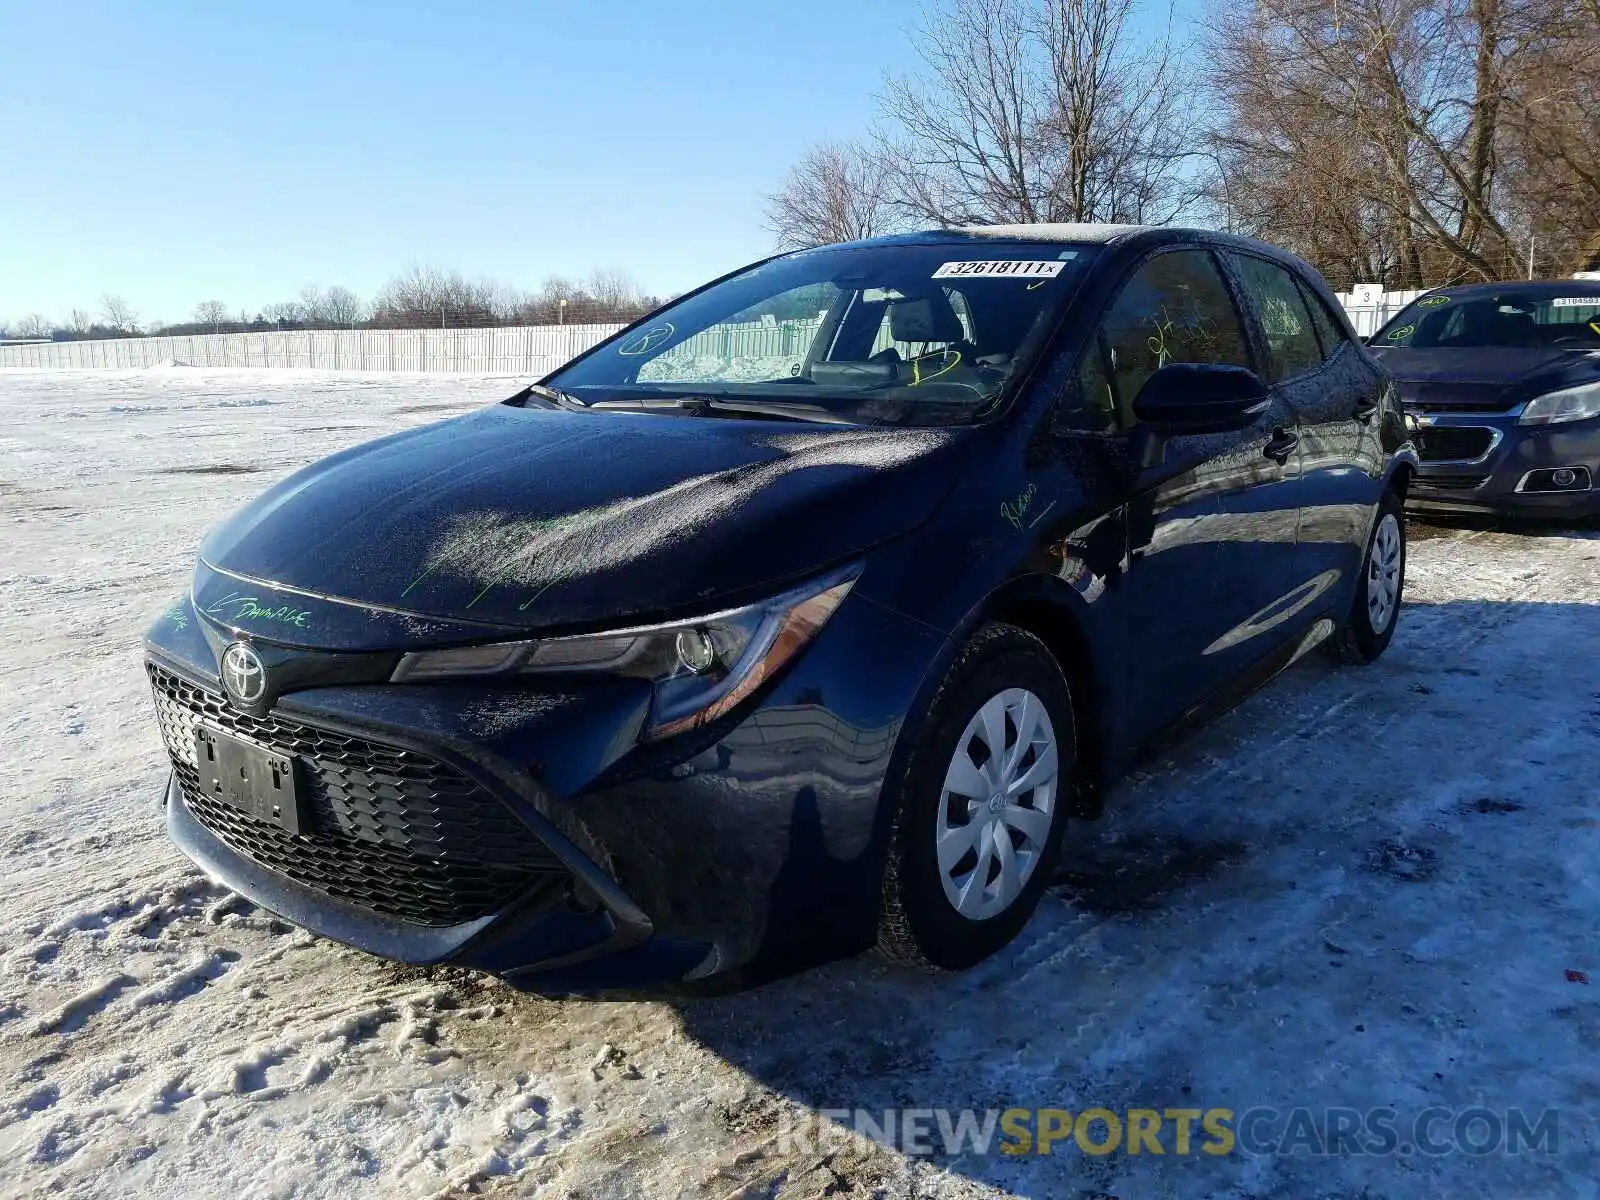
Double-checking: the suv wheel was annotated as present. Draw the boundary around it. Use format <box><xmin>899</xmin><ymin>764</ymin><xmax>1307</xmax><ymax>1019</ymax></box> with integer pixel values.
<box><xmin>878</xmin><ymin>623</ymin><xmax>1074</xmax><ymax>970</ymax></box>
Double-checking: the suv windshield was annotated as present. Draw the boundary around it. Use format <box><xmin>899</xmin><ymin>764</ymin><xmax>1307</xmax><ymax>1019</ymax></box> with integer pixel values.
<box><xmin>1375</xmin><ymin>289</ymin><xmax>1600</xmax><ymax>350</ymax></box>
<box><xmin>544</xmin><ymin>241</ymin><xmax>1097</xmax><ymax>426</ymax></box>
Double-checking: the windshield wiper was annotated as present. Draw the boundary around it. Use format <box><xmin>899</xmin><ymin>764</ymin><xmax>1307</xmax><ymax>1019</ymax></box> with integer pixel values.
<box><xmin>588</xmin><ymin>396</ymin><xmax>858</xmax><ymax>425</ymax></box>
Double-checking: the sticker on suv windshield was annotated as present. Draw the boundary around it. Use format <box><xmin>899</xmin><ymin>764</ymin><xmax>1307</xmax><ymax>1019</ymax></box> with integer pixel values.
<box><xmin>1552</xmin><ymin>297</ymin><xmax>1600</xmax><ymax>308</ymax></box>
<box><xmin>933</xmin><ymin>260</ymin><xmax>1065</xmax><ymax>279</ymax></box>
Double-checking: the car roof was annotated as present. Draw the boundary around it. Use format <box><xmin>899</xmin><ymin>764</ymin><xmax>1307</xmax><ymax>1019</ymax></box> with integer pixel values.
<box><xmin>785</xmin><ymin>224</ymin><xmax>1336</xmax><ymax>294</ymax></box>
<box><xmin>816</xmin><ymin>222</ymin><xmax>1183</xmax><ymax>251</ymax></box>
<box><xmin>955</xmin><ymin>222</ymin><xmax>1158</xmax><ymax>243</ymax></box>
<box><xmin>812</xmin><ymin>223</ymin><xmax>1292</xmax><ymax>258</ymax></box>
<box><xmin>1417</xmin><ymin>280</ymin><xmax>1600</xmax><ymax>299</ymax></box>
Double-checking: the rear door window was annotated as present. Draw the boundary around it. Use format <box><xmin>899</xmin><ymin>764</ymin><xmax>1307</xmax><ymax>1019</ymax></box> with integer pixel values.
<box><xmin>1297</xmin><ymin>281</ymin><xmax>1350</xmax><ymax>359</ymax></box>
<box><xmin>1231</xmin><ymin>254</ymin><xmax>1324</xmax><ymax>382</ymax></box>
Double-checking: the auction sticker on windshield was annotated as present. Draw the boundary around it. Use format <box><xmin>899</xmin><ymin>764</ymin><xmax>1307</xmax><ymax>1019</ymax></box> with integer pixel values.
<box><xmin>933</xmin><ymin>260</ymin><xmax>1066</xmax><ymax>279</ymax></box>
<box><xmin>1551</xmin><ymin>297</ymin><xmax>1600</xmax><ymax>308</ymax></box>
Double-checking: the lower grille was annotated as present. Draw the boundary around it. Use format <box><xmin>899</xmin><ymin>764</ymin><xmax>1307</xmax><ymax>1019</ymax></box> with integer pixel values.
<box><xmin>1418</xmin><ymin>426</ymin><xmax>1496</xmax><ymax>462</ymax></box>
<box><xmin>148</xmin><ymin>662</ymin><xmax>566</xmax><ymax>926</ymax></box>
<box><xmin>1414</xmin><ymin>471</ymin><xmax>1490</xmax><ymax>491</ymax></box>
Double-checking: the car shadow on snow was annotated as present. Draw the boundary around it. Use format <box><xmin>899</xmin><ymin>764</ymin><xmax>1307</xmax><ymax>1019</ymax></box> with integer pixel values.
<box><xmin>653</xmin><ymin>592</ymin><xmax>1600</xmax><ymax>1195</ymax></box>
<box><xmin>1407</xmin><ymin>510</ymin><xmax>1600</xmax><ymax>541</ymax></box>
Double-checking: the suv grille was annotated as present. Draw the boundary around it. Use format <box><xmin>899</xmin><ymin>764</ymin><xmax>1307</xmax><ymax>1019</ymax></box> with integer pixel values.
<box><xmin>1406</xmin><ymin>383</ymin><xmax>1517</xmax><ymax>413</ymax></box>
<box><xmin>1418</xmin><ymin>426</ymin><xmax>1495</xmax><ymax>462</ymax></box>
<box><xmin>1414</xmin><ymin>471</ymin><xmax>1490</xmax><ymax>491</ymax></box>
<box><xmin>148</xmin><ymin>663</ymin><xmax>566</xmax><ymax>926</ymax></box>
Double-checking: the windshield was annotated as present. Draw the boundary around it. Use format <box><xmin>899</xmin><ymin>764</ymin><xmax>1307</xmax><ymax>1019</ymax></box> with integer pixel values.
<box><xmin>544</xmin><ymin>241</ymin><xmax>1097</xmax><ymax>426</ymax></box>
<box><xmin>1374</xmin><ymin>290</ymin><xmax>1600</xmax><ymax>350</ymax></box>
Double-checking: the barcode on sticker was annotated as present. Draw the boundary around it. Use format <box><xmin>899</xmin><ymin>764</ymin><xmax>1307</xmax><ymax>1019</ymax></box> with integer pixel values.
<box><xmin>933</xmin><ymin>260</ymin><xmax>1066</xmax><ymax>279</ymax></box>
<box><xmin>1551</xmin><ymin>296</ymin><xmax>1600</xmax><ymax>307</ymax></box>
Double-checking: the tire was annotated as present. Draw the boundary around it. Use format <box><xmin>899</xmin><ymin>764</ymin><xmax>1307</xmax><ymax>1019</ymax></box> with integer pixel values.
<box><xmin>1325</xmin><ymin>490</ymin><xmax>1406</xmax><ymax>665</ymax></box>
<box><xmin>878</xmin><ymin>622</ymin><xmax>1075</xmax><ymax>971</ymax></box>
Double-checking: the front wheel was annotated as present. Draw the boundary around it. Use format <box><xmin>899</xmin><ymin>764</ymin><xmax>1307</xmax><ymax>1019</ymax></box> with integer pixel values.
<box><xmin>1325</xmin><ymin>491</ymin><xmax>1406</xmax><ymax>664</ymax></box>
<box><xmin>878</xmin><ymin>623</ymin><xmax>1074</xmax><ymax>971</ymax></box>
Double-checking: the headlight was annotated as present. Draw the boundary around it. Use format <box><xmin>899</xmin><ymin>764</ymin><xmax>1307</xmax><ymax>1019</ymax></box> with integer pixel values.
<box><xmin>391</xmin><ymin>565</ymin><xmax>860</xmax><ymax>740</ymax></box>
<box><xmin>1520</xmin><ymin>381</ymin><xmax>1600</xmax><ymax>426</ymax></box>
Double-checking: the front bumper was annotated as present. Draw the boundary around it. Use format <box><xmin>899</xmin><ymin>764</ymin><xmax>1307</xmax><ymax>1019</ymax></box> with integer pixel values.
<box><xmin>1407</xmin><ymin>413</ymin><xmax>1600</xmax><ymax>518</ymax></box>
<box><xmin>145</xmin><ymin>587</ymin><xmax>946</xmax><ymax>991</ymax></box>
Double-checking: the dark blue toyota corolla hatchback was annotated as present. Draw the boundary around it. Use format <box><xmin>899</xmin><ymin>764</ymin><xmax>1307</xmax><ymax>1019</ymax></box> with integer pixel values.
<box><xmin>145</xmin><ymin>224</ymin><xmax>1416</xmax><ymax>991</ymax></box>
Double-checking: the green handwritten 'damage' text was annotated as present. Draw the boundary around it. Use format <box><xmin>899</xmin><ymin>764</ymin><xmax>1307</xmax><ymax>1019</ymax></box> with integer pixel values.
<box><xmin>204</xmin><ymin>592</ymin><xmax>311</xmax><ymax>629</ymax></box>
<box><xmin>1001</xmin><ymin>483</ymin><xmax>1038</xmax><ymax>530</ymax></box>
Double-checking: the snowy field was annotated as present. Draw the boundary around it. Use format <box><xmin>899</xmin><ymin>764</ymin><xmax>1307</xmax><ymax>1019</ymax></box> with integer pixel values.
<box><xmin>1</xmin><ymin>368</ymin><xmax>1597</xmax><ymax>1200</ymax></box>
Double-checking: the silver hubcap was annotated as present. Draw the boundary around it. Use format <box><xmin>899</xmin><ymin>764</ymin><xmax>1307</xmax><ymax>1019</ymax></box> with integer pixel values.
<box><xmin>935</xmin><ymin>688</ymin><xmax>1059</xmax><ymax>921</ymax></box>
<box><xmin>1367</xmin><ymin>512</ymin><xmax>1403</xmax><ymax>634</ymax></box>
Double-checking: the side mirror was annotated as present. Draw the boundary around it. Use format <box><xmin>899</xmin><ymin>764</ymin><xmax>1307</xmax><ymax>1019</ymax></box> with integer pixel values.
<box><xmin>1132</xmin><ymin>362</ymin><xmax>1270</xmax><ymax>435</ymax></box>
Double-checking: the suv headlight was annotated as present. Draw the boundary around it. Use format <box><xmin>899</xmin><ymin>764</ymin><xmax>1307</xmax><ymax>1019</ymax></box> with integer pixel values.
<box><xmin>391</xmin><ymin>565</ymin><xmax>860</xmax><ymax>739</ymax></box>
<box><xmin>1520</xmin><ymin>381</ymin><xmax>1600</xmax><ymax>426</ymax></box>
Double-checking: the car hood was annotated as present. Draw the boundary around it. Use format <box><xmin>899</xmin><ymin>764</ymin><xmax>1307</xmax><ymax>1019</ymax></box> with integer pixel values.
<box><xmin>1374</xmin><ymin>347</ymin><xmax>1600</xmax><ymax>403</ymax></box>
<box><xmin>200</xmin><ymin>402</ymin><xmax>970</xmax><ymax>634</ymax></box>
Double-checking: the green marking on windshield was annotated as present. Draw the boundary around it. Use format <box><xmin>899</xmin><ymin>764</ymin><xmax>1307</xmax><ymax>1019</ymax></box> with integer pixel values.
<box><xmin>400</xmin><ymin>564</ymin><xmax>436</xmax><ymax>598</ymax></box>
<box><xmin>517</xmin><ymin>577</ymin><xmax>561</xmax><ymax>612</ymax></box>
<box><xmin>1385</xmin><ymin>324</ymin><xmax>1415</xmax><ymax>340</ymax></box>
<box><xmin>1416</xmin><ymin>295</ymin><xmax>1450</xmax><ymax>307</ymax></box>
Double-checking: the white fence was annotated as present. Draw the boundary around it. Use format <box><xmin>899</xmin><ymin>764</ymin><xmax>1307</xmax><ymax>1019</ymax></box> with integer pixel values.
<box><xmin>0</xmin><ymin>290</ymin><xmax>1424</xmax><ymax>375</ymax></box>
<box><xmin>1334</xmin><ymin>289</ymin><xmax>1425</xmax><ymax>338</ymax></box>
<box><xmin>0</xmin><ymin>324</ymin><xmax>626</xmax><ymax>374</ymax></box>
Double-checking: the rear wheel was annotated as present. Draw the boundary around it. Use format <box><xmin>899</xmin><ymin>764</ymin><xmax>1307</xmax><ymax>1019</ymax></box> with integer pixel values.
<box><xmin>1325</xmin><ymin>491</ymin><xmax>1406</xmax><ymax>664</ymax></box>
<box><xmin>878</xmin><ymin>623</ymin><xmax>1074</xmax><ymax>970</ymax></box>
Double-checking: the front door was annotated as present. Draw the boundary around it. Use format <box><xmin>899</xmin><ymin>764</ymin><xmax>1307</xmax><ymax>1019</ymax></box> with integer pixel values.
<box><xmin>1082</xmin><ymin>247</ymin><xmax>1304</xmax><ymax>743</ymax></box>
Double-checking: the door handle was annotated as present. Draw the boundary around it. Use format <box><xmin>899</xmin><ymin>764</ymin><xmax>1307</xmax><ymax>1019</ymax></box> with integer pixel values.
<box><xmin>1352</xmin><ymin>398</ymin><xmax>1380</xmax><ymax>424</ymax></box>
<box><xmin>1262</xmin><ymin>428</ymin><xmax>1298</xmax><ymax>465</ymax></box>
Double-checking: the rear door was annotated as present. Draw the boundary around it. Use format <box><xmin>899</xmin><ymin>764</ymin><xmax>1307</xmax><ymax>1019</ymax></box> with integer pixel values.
<box><xmin>1088</xmin><ymin>247</ymin><xmax>1305</xmax><ymax>742</ymax></box>
<box><xmin>1228</xmin><ymin>251</ymin><xmax>1384</xmax><ymax>612</ymax></box>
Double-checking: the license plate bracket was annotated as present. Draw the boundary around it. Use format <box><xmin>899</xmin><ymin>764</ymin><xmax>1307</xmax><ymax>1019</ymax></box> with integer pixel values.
<box><xmin>194</xmin><ymin>725</ymin><xmax>305</xmax><ymax>834</ymax></box>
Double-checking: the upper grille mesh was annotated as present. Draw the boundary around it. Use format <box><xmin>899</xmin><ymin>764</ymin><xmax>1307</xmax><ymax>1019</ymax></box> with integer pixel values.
<box><xmin>1418</xmin><ymin>426</ymin><xmax>1496</xmax><ymax>462</ymax></box>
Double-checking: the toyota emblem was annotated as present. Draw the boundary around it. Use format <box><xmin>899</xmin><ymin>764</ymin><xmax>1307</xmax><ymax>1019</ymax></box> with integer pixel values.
<box><xmin>221</xmin><ymin>642</ymin><xmax>267</xmax><ymax>706</ymax></box>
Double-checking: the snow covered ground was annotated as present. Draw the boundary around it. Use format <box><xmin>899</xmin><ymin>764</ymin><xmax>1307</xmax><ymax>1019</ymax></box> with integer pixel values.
<box><xmin>1</xmin><ymin>368</ymin><xmax>1597</xmax><ymax>1200</ymax></box>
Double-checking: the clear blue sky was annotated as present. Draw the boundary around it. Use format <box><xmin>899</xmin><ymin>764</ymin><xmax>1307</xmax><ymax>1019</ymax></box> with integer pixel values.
<box><xmin>0</xmin><ymin>0</ymin><xmax>1194</xmax><ymax>327</ymax></box>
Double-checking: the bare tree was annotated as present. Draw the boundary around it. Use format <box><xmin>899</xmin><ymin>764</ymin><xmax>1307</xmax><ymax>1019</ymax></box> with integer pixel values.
<box><xmin>321</xmin><ymin>286</ymin><xmax>363</xmax><ymax>327</ymax></box>
<box><xmin>16</xmin><ymin>314</ymin><xmax>50</xmax><ymax>338</ymax></box>
<box><xmin>298</xmin><ymin>284</ymin><xmax>328</xmax><ymax>325</ymax></box>
<box><xmin>766</xmin><ymin>140</ymin><xmax>898</xmax><ymax>249</ymax></box>
<box><xmin>263</xmin><ymin>301</ymin><xmax>301</xmax><ymax>327</ymax></box>
<box><xmin>1202</xmin><ymin>0</ymin><xmax>1594</xmax><ymax>289</ymax></box>
<box><xmin>585</xmin><ymin>268</ymin><xmax>644</xmax><ymax>312</ymax></box>
<box><xmin>370</xmin><ymin>265</ymin><xmax>498</xmax><ymax>328</ymax></box>
<box><xmin>100</xmin><ymin>294</ymin><xmax>137</xmax><ymax>333</ymax></box>
<box><xmin>536</xmin><ymin>276</ymin><xmax>580</xmax><ymax>310</ymax></box>
<box><xmin>872</xmin><ymin>0</ymin><xmax>1197</xmax><ymax>227</ymax></box>
<box><xmin>1498</xmin><ymin>0</ymin><xmax>1600</xmax><ymax>276</ymax></box>
<box><xmin>193</xmin><ymin>300</ymin><xmax>230</xmax><ymax>330</ymax></box>
<box><xmin>69</xmin><ymin>309</ymin><xmax>92</xmax><ymax>335</ymax></box>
